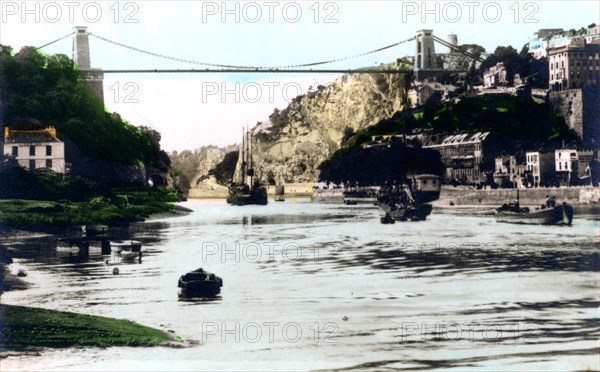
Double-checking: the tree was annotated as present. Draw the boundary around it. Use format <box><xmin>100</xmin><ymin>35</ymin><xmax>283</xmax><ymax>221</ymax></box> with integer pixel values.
<box><xmin>318</xmin><ymin>140</ymin><xmax>444</xmax><ymax>185</ymax></box>
<box><xmin>0</xmin><ymin>45</ymin><xmax>168</xmax><ymax>169</ymax></box>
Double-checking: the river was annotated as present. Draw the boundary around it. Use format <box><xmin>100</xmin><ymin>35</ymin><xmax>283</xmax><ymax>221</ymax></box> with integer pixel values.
<box><xmin>1</xmin><ymin>200</ymin><xmax>598</xmax><ymax>371</ymax></box>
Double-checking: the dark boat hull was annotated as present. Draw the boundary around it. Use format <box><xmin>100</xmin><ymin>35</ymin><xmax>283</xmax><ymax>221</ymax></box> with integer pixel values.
<box><xmin>178</xmin><ymin>269</ymin><xmax>223</xmax><ymax>298</ymax></box>
<box><xmin>377</xmin><ymin>201</ymin><xmax>433</xmax><ymax>222</ymax></box>
<box><xmin>495</xmin><ymin>204</ymin><xmax>574</xmax><ymax>225</ymax></box>
<box><xmin>343</xmin><ymin>190</ymin><xmax>378</xmax><ymax>205</ymax></box>
<box><xmin>227</xmin><ymin>188</ymin><xmax>268</xmax><ymax>206</ymax></box>
<box><xmin>179</xmin><ymin>280</ymin><xmax>222</xmax><ymax>297</ymax></box>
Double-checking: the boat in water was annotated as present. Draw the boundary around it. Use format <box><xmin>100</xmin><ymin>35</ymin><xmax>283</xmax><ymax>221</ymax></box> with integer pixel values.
<box><xmin>109</xmin><ymin>240</ymin><xmax>142</xmax><ymax>263</ymax></box>
<box><xmin>110</xmin><ymin>240</ymin><xmax>142</xmax><ymax>253</ymax></box>
<box><xmin>376</xmin><ymin>184</ymin><xmax>433</xmax><ymax>223</ymax></box>
<box><xmin>178</xmin><ymin>268</ymin><xmax>223</xmax><ymax>297</ymax></box>
<box><xmin>343</xmin><ymin>187</ymin><xmax>379</xmax><ymax>205</ymax></box>
<box><xmin>494</xmin><ymin>190</ymin><xmax>573</xmax><ymax>225</ymax></box>
<box><xmin>81</xmin><ymin>224</ymin><xmax>108</xmax><ymax>236</ymax></box>
<box><xmin>227</xmin><ymin>127</ymin><xmax>268</xmax><ymax>206</ymax></box>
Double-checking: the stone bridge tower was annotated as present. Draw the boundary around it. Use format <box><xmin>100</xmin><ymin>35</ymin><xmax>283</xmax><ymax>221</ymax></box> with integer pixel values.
<box><xmin>73</xmin><ymin>26</ymin><xmax>104</xmax><ymax>103</ymax></box>
<box><xmin>415</xmin><ymin>29</ymin><xmax>436</xmax><ymax>70</ymax></box>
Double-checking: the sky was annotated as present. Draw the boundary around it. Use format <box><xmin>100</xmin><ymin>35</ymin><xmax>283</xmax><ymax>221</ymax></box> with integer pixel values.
<box><xmin>1</xmin><ymin>0</ymin><xmax>599</xmax><ymax>152</ymax></box>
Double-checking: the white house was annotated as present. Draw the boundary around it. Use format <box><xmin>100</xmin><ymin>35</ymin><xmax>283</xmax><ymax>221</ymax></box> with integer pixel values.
<box><xmin>3</xmin><ymin>126</ymin><xmax>66</xmax><ymax>173</ymax></box>
<box><xmin>555</xmin><ymin>149</ymin><xmax>578</xmax><ymax>186</ymax></box>
<box><xmin>525</xmin><ymin>151</ymin><xmax>554</xmax><ymax>187</ymax></box>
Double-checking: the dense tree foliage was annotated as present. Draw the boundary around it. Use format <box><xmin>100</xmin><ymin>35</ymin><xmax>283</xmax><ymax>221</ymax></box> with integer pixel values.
<box><xmin>346</xmin><ymin>94</ymin><xmax>575</xmax><ymax>149</ymax></box>
<box><xmin>477</xmin><ymin>45</ymin><xmax>549</xmax><ymax>88</ymax></box>
<box><xmin>0</xmin><ymin>45</ymin><xmax>164</xmax><ymax>168</ymax></box>
<box><xmin>319</xmin><ymin>140</ymin><xmax>444</xmax><ymax>184</ymax></box>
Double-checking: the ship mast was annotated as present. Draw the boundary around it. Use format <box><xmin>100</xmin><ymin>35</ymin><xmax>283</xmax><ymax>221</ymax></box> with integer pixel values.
<box><xmin>241</xmin><ymin>127</ymin><xmax>246</xmax><ymax>184</ymax></box>
<box><xmin>249</xmin><ymin>124</ymin><xmax>254</xmax><ymax>190</ymax></box>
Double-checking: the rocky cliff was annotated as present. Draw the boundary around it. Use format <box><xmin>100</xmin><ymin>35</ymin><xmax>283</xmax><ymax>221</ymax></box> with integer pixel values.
<box><xmin>252</xmin><ymin>72</ymin><xmax>412</xmax><ymax>183</ymax></box>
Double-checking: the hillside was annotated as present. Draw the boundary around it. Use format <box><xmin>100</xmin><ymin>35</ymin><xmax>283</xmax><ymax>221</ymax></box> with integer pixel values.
<box><xmin>169</xmin><ymin>145</ymin><xmax>236</xmax><ymax>194</ymax></box>
<box><xmin>349</xmin><ymin>94</ymin><xmax>575</xmax><ymax>147</ymax></box>
<box><xmin>251</xmin><ymin>71</ymin><xmax>413</xmax><ymax>183</ymax></box>
<box><xmin>0</xmin><ymin>45</ymin><xmax>168</xmax><ymax>180</ymax></box>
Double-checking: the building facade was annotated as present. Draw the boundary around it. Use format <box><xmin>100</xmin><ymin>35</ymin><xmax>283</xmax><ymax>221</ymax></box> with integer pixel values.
<box><xmin>3</xmin><ymin>127</ymin><xmax>66</xmax><ymax>173</ymax></box>
<box><xmin>422</xmin><ymin>132</ymin><xmax>496</xmax><ymax>184</ymax></box>
<box><xmin>555</xmin><ymin>148</ymin><xmax>578</xmax><ymax>186</ymax></box>
<box><xmin>548</xmin><ymin>38</ymin><xmax>600</xmax><ymax>91</ymax></box>
<box><xmin>483</xmin><ymin>62</ymin><xmax>508</xmax><ymax>88</ymax></box>
<box><xmin>493</xmin><ymin>155</ymin><xmax>523</xmax><ymax>188</ymax></box>
<box><xmin>525</xmin><ymin>151</ymin><xmax>554</xmax><ymax>187</ymax></box>
<box><xmin>529</xmin><ymin>25</ymin><xmax>600</xmax><ymax>60</ymax></box>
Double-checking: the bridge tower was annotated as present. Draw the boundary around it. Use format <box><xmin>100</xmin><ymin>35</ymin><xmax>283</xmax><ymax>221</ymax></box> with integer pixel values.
<box><xmin>73</xmin><ymin>26</ymin><xmax>104</xmax><ymax>103</ymax></box>
<box><xmin>415</xmin><ymin>29</ymin><xmax>437</xmax><ymax>70</ymax></box>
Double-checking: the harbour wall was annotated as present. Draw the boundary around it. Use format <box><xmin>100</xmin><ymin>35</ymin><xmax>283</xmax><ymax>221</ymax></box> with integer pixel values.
<box><xmin>441</xmin><ymin>186</ymin><xmax>600</xmax><ymax>206</ymax></box>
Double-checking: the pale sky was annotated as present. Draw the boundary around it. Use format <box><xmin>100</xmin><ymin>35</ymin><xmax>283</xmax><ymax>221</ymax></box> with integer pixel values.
<box><xmin>1</xmin><ymin>0</ymin><xmax>599</xmax><ymax>151</ymax></box>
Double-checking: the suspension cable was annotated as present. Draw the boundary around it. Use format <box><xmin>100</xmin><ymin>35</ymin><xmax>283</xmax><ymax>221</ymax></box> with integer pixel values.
<box><xmin>88</xmin><ymin>32</ymin><xmax>416</xmax><ymax>70</ymax></box>
<box><xmin>37</xmin><ymin>32</ymin><xmax>75</xmax><ymax>50</ymax></box>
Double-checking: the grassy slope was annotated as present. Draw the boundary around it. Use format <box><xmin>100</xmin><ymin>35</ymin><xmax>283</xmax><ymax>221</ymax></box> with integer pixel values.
<box><xmin>0</xmin><ymin>191</ymin><xmax>175</xmax><ymax>228</ymax></box>
<box><xmin>0</xmin><ymin>304</ymin><xmax>171</xmax><ymax>350</ymax></box>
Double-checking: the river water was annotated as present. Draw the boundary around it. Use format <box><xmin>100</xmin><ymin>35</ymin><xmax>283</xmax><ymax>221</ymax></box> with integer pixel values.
<box><xmin>1</xmin><ymin>200</ymin><xmax>598</xmax><ymax>371</ymax></box>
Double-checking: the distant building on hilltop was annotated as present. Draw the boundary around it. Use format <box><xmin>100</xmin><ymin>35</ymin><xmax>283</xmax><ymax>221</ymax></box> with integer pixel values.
<box><xmin>408</xmin><ymin>81</ymin><xmax>457</xmax><ymax>107</ymax></box>
<box><xmin>483</xmin><ymin>62</ymin><xmax>508</xmax><ymax>88</ymax></box>
<box><xmin>547</xmin><ymin>36</ymin><xmax>600</xmax><ymax>148</ymax></box>
<box><xmin>2</xmin><ymin>126</ymin><xmax>66</xmax><ymax>173</ymax></box>
<box><xmin>548</xmin><ymin>38</ymin><xmax>600</xmax><ymax>91</ymax></box>
<box><xmin>528</xmin><ymin>24</ymin><xmax>600</xmax><ymax>59</ymax></box>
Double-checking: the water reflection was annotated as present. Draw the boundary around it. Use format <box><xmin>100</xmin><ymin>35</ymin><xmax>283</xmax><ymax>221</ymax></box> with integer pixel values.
<box><xmin>1</xmin><ymin>201</ymin><xmax>598</xmax><ymax>371</ymax></box>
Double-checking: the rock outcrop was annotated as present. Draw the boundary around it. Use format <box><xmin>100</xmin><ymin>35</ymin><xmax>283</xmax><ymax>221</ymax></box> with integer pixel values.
<box><xmin>252</xmin><ymin>72</ymin><xmax>412</xmax><ymax>183</ymax></box>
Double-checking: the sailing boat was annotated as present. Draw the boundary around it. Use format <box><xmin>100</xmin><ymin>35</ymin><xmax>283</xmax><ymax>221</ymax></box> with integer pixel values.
<box><xmin>227</xmin><ymin>127</ymin><xmax>268</xmax><ymax>206</ymax></box>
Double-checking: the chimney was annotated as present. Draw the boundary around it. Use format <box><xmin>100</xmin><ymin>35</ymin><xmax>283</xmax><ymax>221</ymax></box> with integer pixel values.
<box><xmin>47</xmin><ymin>127</ymin><xmax>57</xmax><ymax>137</ymax></box>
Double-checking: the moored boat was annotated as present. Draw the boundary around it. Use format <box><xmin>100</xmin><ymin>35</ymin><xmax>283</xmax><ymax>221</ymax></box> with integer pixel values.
<box><xmin>227</xmin><ymin>127</ymin><xmax>268</xmax><ymax>206</ymax></box>
<box><xmin>178</xmin><ymin>268</ymin><xmax>223</xmax><ymax>297</ymax></box>
<box><xmin>494</xmin><ymin>189</ymin><xmax>574</xmax><ymax>225</ymax></box>
<box><xmin>343</xmin><ymin>188</ymin><xmax>379</xmax><ymax>205</ymax></box>
<box><xmin>110</xmin><ymin>240</ymin><xmax>142</xmax><ymax>253</ymax></box>
<box><xmin>495</xmin><ymin>203</ymin><xmax>574</xmax><ymax>225</ymax></box>
<box><xmin>376</xmin><ymin>184</ymin><xmax>433</xmax><ymax>222</ymax></box>
<box><xmin>81</xmin><ymin>224</ymin><xmax>108</xmax><ymax>236</ymax></box>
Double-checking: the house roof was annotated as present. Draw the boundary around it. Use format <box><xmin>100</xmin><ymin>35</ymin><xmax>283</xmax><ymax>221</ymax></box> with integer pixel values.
<box><xmin>4</xmin><ymin>127</ymin><xmax>62</xmax><ymax>144</ymax></box>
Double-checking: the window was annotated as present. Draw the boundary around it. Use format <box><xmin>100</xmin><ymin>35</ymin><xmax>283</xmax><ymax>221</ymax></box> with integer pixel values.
<box><xmin>29</xmin><ymin>159</ymin><xmax>36</xmax><ymax>170</ymax></box>
<box><xmin>46</xmin><ymin>159</ymin><xmax>52</xmax><ymax>169</ymax></box>
<box><xmin>11</xmin><ymin>146</ymin><xmax>18</xmax><ymax>156</ymax></box>
<box><xmin>46</xmin><ymin>145</ymin><xmax>52</xmax><ymax>156</ymax></box>
<box><xmin>29</xmin><ymin>146</ymin><xmax>35</xmax><ymax>156</ymax></box>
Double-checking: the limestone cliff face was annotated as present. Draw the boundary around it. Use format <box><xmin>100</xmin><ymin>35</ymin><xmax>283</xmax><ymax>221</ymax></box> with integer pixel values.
<box><xmin>253</xmin><ymin>73</ymin><xmax>411</xmax><ymax>183</ymax></box>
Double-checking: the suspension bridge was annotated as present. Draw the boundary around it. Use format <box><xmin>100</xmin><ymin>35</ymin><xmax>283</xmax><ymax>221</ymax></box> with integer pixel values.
<box><xmin>37</xmin><ymin>27</ymin><xmax>487</xmax><ymax>101</ymax></box>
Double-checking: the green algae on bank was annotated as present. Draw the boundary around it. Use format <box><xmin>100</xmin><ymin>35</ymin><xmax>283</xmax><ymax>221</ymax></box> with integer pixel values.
<box><xmin>0</xmin><ymin>305</ymin><xmax>172</xmax><ymax>350</ymax></box>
